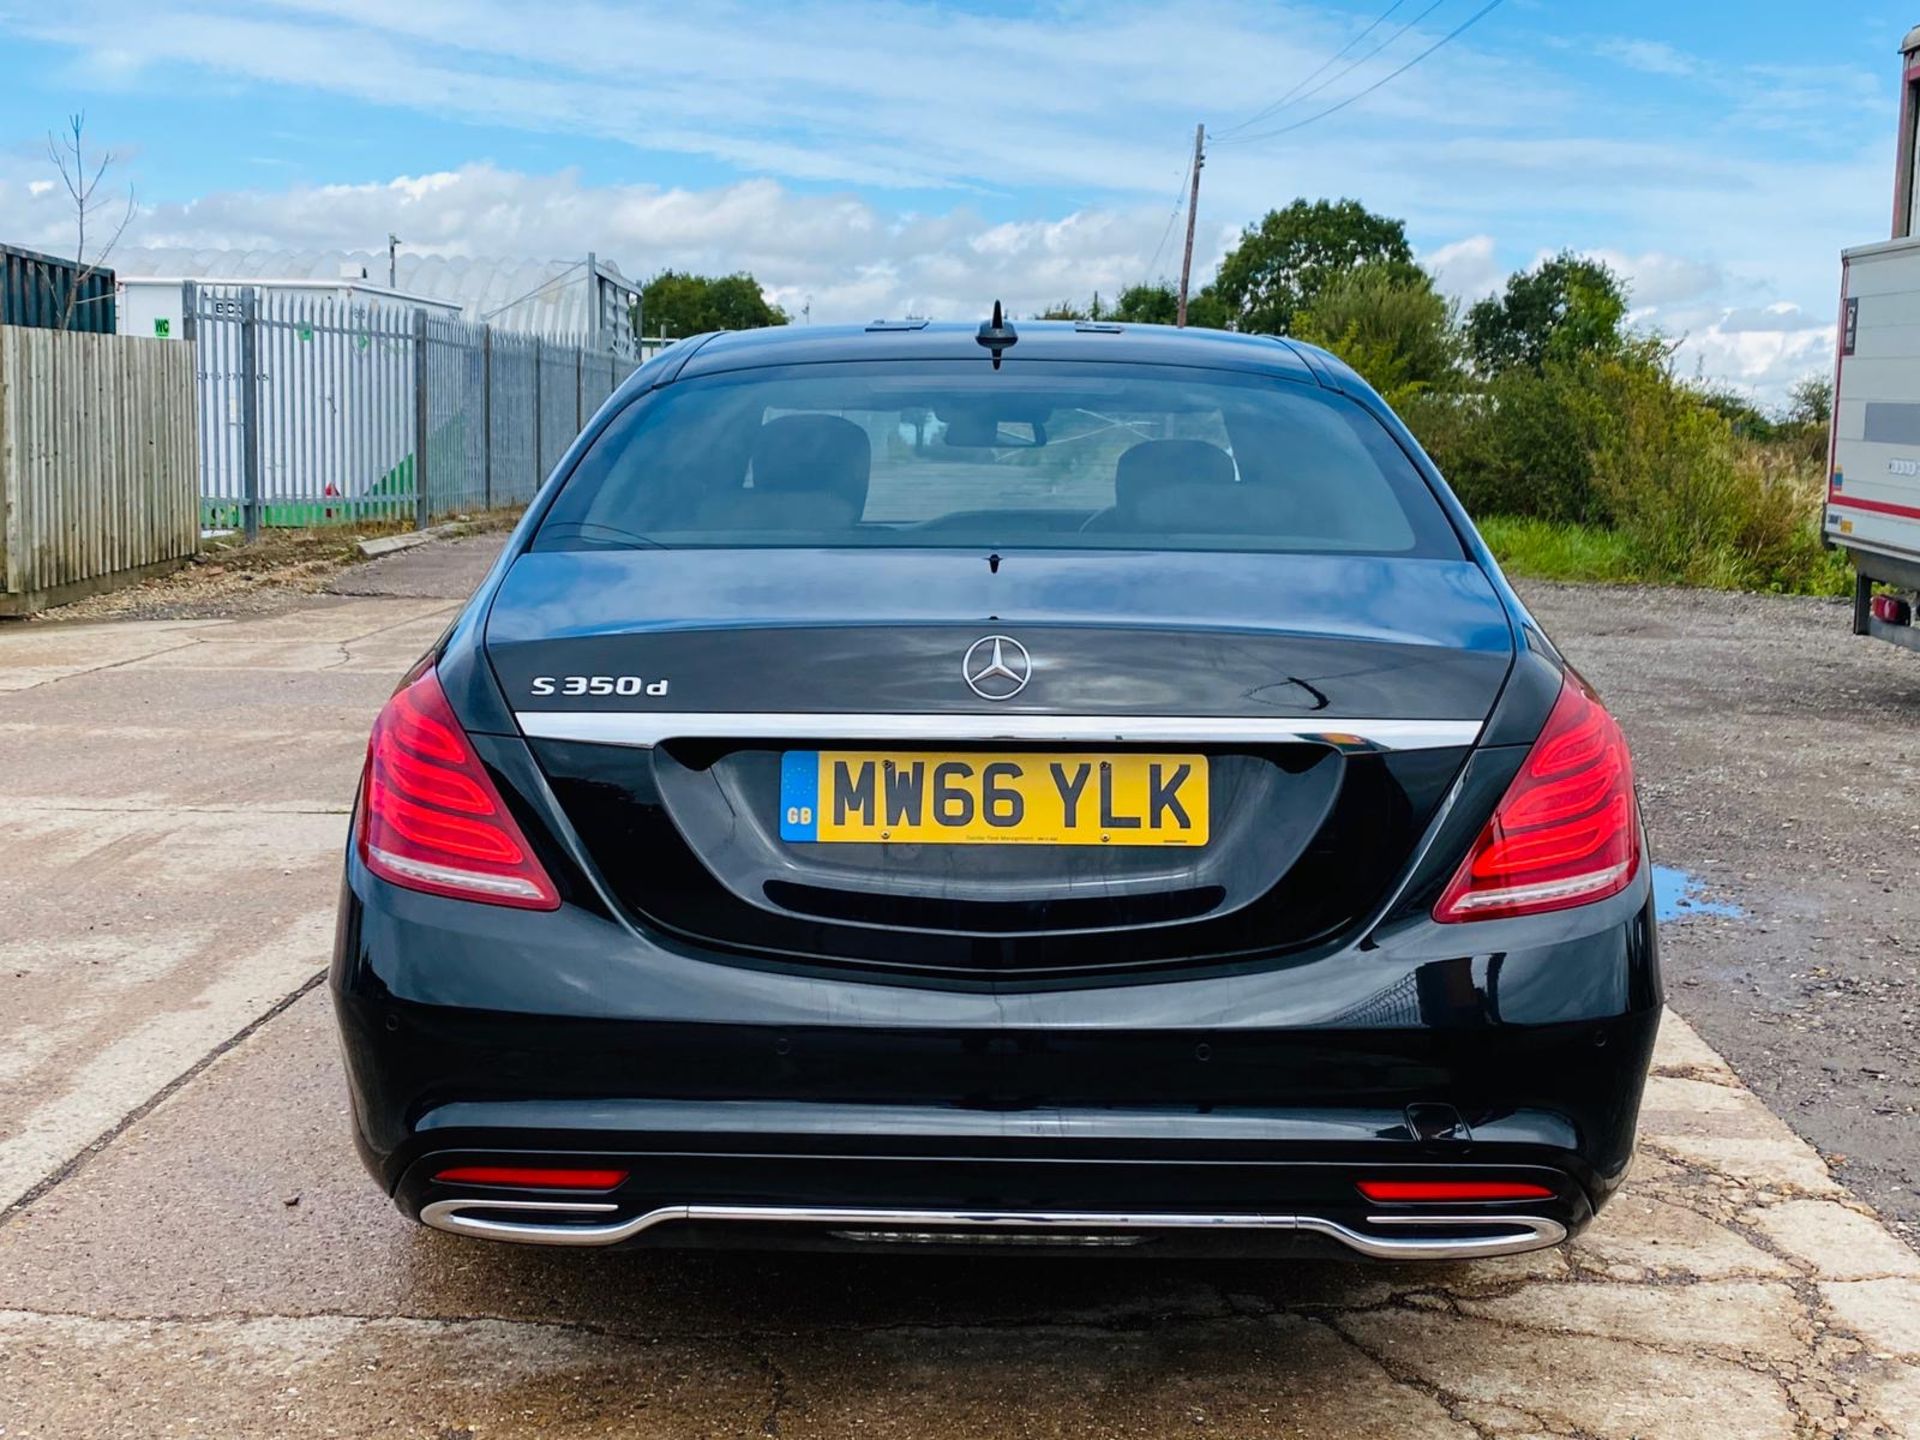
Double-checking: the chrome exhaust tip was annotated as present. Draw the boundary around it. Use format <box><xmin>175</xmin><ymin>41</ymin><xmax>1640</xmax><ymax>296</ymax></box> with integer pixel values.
<box><xmin>417</xmin><ymin>1200</ymin><xmax>1567</xmax><ymax>1260</ymax></box>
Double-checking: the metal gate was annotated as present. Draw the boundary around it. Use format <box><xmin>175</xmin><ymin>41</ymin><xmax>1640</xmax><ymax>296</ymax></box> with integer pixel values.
<box><xmin>184</xmin><ymin>284</ymin><xmax>638</xmax><ymax>537</ymax></box>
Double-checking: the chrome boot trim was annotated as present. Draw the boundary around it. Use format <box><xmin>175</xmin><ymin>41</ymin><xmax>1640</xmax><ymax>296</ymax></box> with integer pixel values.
<box><xmin>514</xmin><ymin>712</ymin><xmax>1483</xmax><ymax>752</ymax></box>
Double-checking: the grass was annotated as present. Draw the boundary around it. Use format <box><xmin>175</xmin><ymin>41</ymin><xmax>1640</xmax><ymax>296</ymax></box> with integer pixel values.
<box><xmin>1476</xmin><ymin>516</ymin><xmax>1645</xmax><ymax>585</ymax></box>
<box><xmin>1477</xmin><ymin>513</ymin><xmax>1854</xmax><ymax>597</ymax></box>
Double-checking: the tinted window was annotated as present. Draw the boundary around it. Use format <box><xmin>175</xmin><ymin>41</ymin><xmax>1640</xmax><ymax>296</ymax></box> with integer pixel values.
<box><xmin>533</xmin><ymin>361</ymin><xmax>1460</xmax><ymax>558</ymax></box>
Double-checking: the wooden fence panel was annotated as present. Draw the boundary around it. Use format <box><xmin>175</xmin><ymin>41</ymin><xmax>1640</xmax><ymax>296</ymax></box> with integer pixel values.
<box><xmin>0</xmin><ymin>325</ymin><xmax>199</xmax><ymax>614</ymax></box>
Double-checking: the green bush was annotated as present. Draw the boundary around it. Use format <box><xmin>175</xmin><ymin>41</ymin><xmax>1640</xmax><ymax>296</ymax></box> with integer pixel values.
<box><xmin>1584</xmin><ymin>350</ymin><xmax>1847</xmax><ymax>593</ymax></box>
<box><xmin>1289</xmin><ymin>262</ymin><xmax>1463</xmax><ymax>407</ymax></box>
<box><xmin>1404</xmin><ymin>363</ymin><xmax>1610</xmax><ymax>524</ymax></box>
<box><xmin>1404</xmin><ymin>344</ymin><xmax>1847</xmax><ymax>595</ymax></box>
<box><xmin>1047</xmin><ymin>195</ymin><xmax>1845</xmax><ymax>597</ymax></box>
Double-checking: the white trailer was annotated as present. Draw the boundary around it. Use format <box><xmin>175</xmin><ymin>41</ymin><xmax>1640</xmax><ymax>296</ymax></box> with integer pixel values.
<box><xmin>1827</xmin><ymin>25</ymin><xmax>1920</xmax><ymax>651</ymax></box>
<box><xmin>1828</xmin><ymin>236</ymin><xmax>1920</xmax><ymax>648</ymax></box>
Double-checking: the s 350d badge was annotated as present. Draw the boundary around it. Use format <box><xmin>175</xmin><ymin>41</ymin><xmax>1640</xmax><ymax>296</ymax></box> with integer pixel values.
<box><xmin>529</xmin><ymin>675</ymin><xmax>670</xmax><ymax>697</ymax></box>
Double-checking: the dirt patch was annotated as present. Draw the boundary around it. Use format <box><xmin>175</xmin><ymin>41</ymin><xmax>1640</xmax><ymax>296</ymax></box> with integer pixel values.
<box><xmin>15</xmin><ymin>513</ymin><xmax>521</xmax><ymax>625</ymax></box>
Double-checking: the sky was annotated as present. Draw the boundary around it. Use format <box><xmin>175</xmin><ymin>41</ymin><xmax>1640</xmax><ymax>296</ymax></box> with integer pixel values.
<box><xmin>0</xmin><ymin>0</ymin><xmax>1912</xmax><ymax>403</ymax></box>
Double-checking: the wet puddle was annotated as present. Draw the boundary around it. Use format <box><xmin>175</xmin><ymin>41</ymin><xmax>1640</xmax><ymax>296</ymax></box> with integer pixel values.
<box><xmin>1653</xmin><ymin>864</ymin><xmax>1746</xmax><ymax>923</ymax></box>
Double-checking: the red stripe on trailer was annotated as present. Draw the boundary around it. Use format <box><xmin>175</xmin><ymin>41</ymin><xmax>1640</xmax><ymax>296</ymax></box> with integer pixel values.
<box><xmin>1830</xmin><ymin>494</ymin><xmax>1920</xmax><ymax>521</ymax></box>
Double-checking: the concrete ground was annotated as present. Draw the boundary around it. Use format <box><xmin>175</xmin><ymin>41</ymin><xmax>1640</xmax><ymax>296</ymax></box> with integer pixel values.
<box><xmin>1</xmin><ymin>536</ymin><xmax>1917</xmax><ymax>1439</ymax></box>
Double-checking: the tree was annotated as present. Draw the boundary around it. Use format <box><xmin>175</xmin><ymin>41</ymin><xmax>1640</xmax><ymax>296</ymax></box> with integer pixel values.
<box><xmin>1210</xmin><ymin>199</ymin><xmax>1414</xmax><ymax>336</ymax></box>
<box><xmin>1037</xmin><ymin>292</ymin><xmax>1107</xmax><ymax>321</ymax></box>
<box><xmin>1031</xmin><ymin>284</ymin><xmax>1228</xmax><ymax>329</ymax></box>
<box><xmin>1291</xmin><ymin>262</ymin><xmax>1462</xmax><ymax>404</ymax></box>
<box><xmin>1110</xmin><ymin>283</ymin><xmax>1179</xmax><ymax>324</ymax></box>
<box><xmin>1103</xmin><ymin>282</ymin><xmax>1229</xmax><ymax>328</ymax></box>
<box><xmin>637</xmin><ymin>270</ymin><xmax>788</xmax><ymax>338</ymax></box>
<box><xmin>1784</xmin><ymin>374</ymin><xmax>1832</xmax><ymax>431</ymax></box>
<box><xmin>1774</xmin><ymin>372</ymin><xmax>1834</xmax><ymax>466</ymax></box>
<box><xmin>44</xmin><ymin>112</ymin><xmax>135</xmax><ymax>331</ymax></box>
<box><xmin>1693</xmin><ymin>383</ymin><xmax>1777</xmax><ymax>441</ymax></box>
<box><xmin>1466</xmin><ymin>253</ymin><xmax>1628</xmax><ymax>375</ymax></box>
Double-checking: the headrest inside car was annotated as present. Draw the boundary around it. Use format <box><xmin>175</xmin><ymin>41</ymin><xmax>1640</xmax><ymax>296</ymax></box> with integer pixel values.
<box><xmin>1114</xmin><ymin>439</ymin><xmax>1237</xmax><ymax>514</ymax></box>
<box><xmin>750</xmin><ymin>414</ymin><xmax>872</xmax><ymax>515</ymax></box>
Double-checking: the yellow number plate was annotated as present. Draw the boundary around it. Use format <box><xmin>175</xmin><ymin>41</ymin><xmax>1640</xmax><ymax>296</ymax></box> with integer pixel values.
<box><xmin>778</xmin><ymin>751</ymin><xmax>1209</xmax><ymax>846</ymax></box>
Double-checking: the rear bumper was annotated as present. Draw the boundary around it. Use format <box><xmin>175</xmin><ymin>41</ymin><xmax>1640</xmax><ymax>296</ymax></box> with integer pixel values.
<box><xmin>331</xmin><ymin>860</ymin><xmax>1661</xmax><ymax>1258</ymax></box>
<box><xmin>414</xmin><ymin>1201</ymin><xmax>1572</xmax><ymax>1260</ymax></box>
<box><xmin>384</xmin><ymin>1098</ymin><xmax>1609</xmax><ymax>1258</ymax></box>
<box><xmin>368</xmin><ymin>1058</ymin><xmax>1627</xmax><ymax>1258</ymax></box>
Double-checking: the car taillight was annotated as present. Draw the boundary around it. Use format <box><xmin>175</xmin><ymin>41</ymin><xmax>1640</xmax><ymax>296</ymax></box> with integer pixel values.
<box><xmin>355</xmin><ymin>667</ymin><xmax>560</xmax><ymax>910</ymax></box>
<box><xmin>1434</xmin><ymin>672</ymin><xmax>1639</xmax><ymax>922</ymax></box>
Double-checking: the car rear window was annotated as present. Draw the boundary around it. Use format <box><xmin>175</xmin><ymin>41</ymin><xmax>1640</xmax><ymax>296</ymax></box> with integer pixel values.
<box><xmin>531</xmin><ymin>360</ymin><xmax>1462</xmax><ymax>558</ymax></box>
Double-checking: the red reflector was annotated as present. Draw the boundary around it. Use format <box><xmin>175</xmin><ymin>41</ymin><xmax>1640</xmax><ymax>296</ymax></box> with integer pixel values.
<box><xmin>1357</xmin><ymin>1180</ymin><xmax>1554</xmax><ymax>1202</ymax></box>
<box><xmin>434</xmin><ymin>1166</ymin><xmax>629</xmax><ymax>1190</ymax></box>
<box><xmin>1871</xmin><ymin>594</ymin><xmax>1912</xmax><ymax>626</ymax></box>
<box><xmin>356</xmin><ymin>668</ymin><xmax>560</xmax><ymax>910</ymax></box>
<box><xmin>1434</xmin><ymin>671</ymin><xmax>1639</xmax><ymax>922</ymax></box>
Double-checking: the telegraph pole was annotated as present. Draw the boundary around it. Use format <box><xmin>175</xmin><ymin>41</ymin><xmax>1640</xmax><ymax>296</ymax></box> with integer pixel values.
<box><xmin>388</xmin><ymin>233</ymin><xmax>401</xmax><ymax>289</ymax></box>
<box><xmin>1176</xmin><ymin>123</ymin><xmax>1205</xmax><ymax>327</ymax></box>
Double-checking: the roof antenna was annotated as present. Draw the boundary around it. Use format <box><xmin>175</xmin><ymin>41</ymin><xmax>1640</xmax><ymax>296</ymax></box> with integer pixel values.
<box><xmin>976</xmin><ymin>300</ymin><xmax>1018</xmax><ymax>370</ymax></box>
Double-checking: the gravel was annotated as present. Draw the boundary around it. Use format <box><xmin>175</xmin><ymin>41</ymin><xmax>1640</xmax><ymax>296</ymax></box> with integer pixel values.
<box><xmin>1519</xmin><ymin>580</ymin><xmax>1920</xmax><ymax>1243</ymax></box>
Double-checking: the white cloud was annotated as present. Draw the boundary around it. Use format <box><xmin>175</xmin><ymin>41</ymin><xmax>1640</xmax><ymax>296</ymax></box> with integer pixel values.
<box><xmin>1578</xmin><ymin>248</ymin><xmax>1724</xmax><ymax>307</ymax></box>
<box><xmin>1712</xmin><ymin>301</ymin><xmax>1830</xmax><ymax>335</ymax></box>
<box><xmin>1735</xmin><ymin>62</ymin><xmax>1887</xmax><ymax>132</ymax></box>
<box><xmin>9</xmin><ymin>0</ymin><xmax>1570</xmax><ymax>196</ymax></box>
<box><xmin>1595</xmin><ymin>38</ymin><xmax>1699</xmax><ymax>78</ymax></box>
<box><xmin>1577</xmin><ymin>253</ymin><xmax>1833</xmax><ymax>404</ymax></box>
<box><xmin>0</xmin><ymin>2</ymin><xmax>1894</xmax><ymax>408</ymax></box>
<box><xmin>1422</xmin><ymin>235</ymin><xmax>1502</xmax><ymax>303</ymax></box>
<box><xmin>1675</xmin><ymin>309</ymin><xmax>1834</xmax><ymax>400</ymax></box>
<box><xmin>0</xmin><ymin>151</ymin><xmax>1846</xmax><ymax>406</ymax></box>
<box><xmin>99</xmin><ymin>165</ymin><xmax>1191</xmax><ymax>325</ymax></box>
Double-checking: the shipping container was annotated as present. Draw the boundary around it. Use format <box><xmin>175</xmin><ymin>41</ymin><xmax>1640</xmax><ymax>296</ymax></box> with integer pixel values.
<box><xmin>0</xmin><ymin>242</ymin><xmax>117</xmax><ymax>334</ymax></box>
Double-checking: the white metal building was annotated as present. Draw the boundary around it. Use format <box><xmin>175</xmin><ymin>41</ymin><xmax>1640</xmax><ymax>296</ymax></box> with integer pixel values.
<box><xmin>113</xmin><ymin>249</ymin><xmax>644</xmax><ymax>357</ymax></box>
<box><xmin>116</xmin><ymin>267</ymin><xmax>462</xmax><ymax>341</ymax></box>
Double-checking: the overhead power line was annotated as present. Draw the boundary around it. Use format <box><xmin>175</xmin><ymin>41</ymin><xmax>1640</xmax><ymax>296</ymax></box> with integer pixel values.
<box><xmin>1212</xmin><ymin>0</ymin><xmax>1411</xmax><ymax>140</ymax></box>
<box><xmin>1213</xmin><ymin>0</ymin><xmax>1509</xmax><ymax>147</ymax></box>
<box><xmin>1142</xmin><ymin>149</ymin><xmax>1196</xmax><ymax>284</ymax></box>
<box><xmin>1224</xmin><ymin>0</ymin><xmax>1447</xmax><ymax>136</ymax></box>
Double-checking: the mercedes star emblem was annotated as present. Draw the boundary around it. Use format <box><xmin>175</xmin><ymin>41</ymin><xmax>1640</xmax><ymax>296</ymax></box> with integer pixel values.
<box><xmin>962</xmin><ymin>634</ymin><xmax>1031</xmax><ymax>701</ymax></box>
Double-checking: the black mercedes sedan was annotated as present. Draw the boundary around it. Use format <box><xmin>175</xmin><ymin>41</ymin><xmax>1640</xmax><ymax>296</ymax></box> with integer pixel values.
<box><xmin>331</xmin><ymin>315</ymin><xmax>1658</xmax><ymax>1260</ymax></box>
